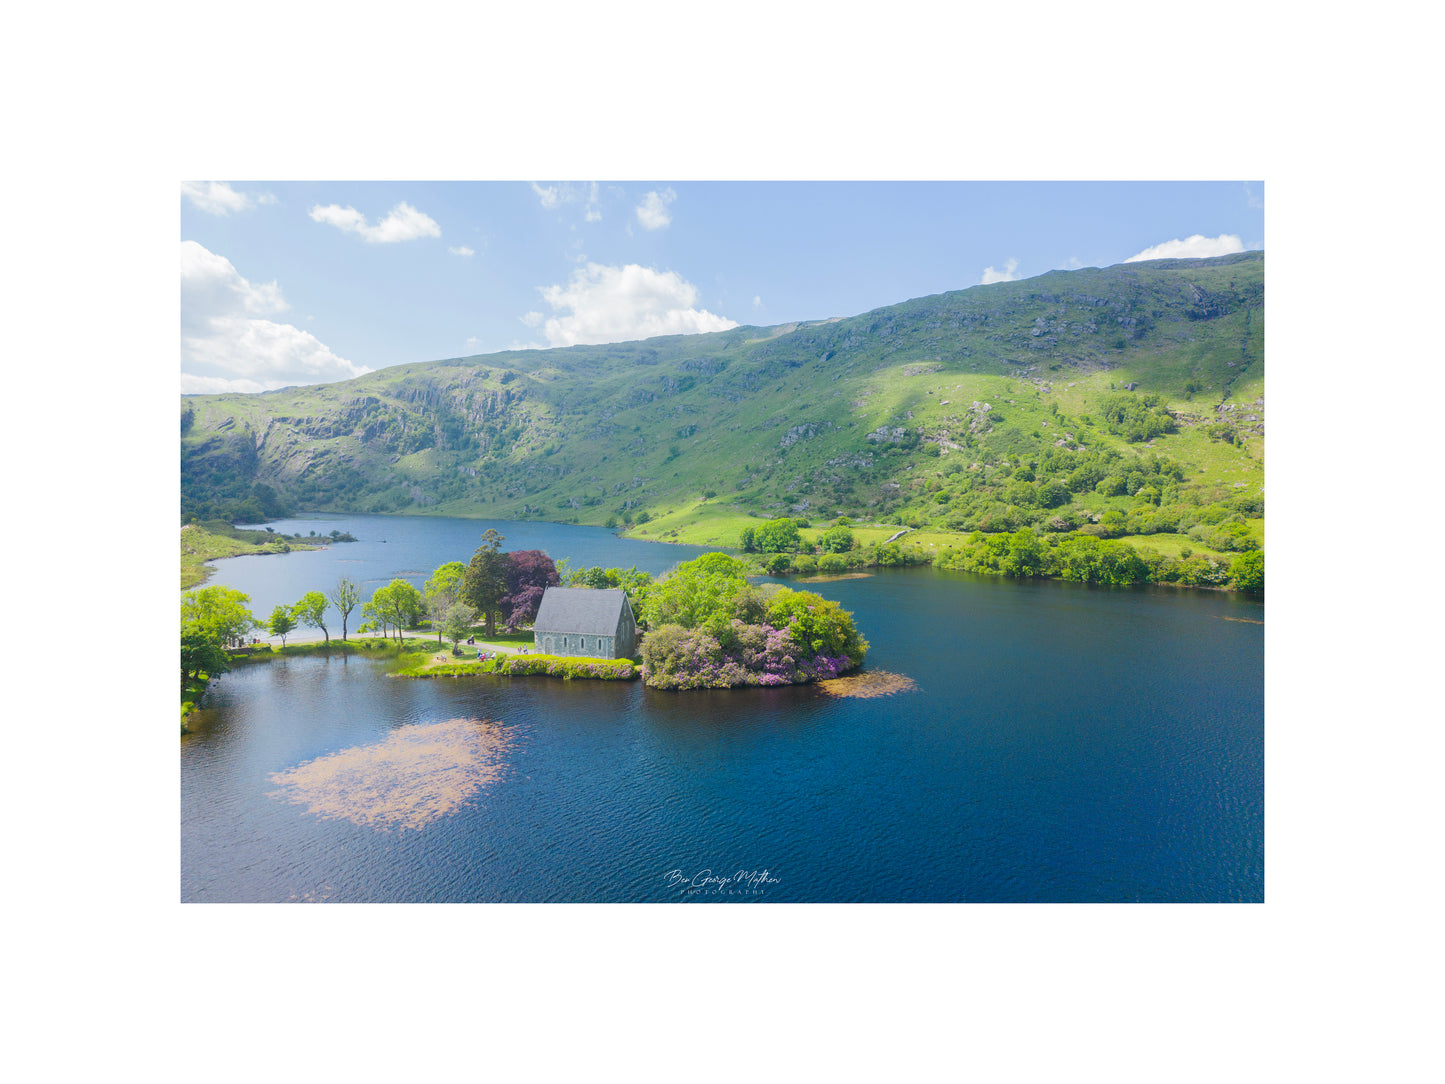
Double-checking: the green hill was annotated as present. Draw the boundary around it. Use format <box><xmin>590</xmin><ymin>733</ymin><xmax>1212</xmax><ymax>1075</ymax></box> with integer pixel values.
<box><xmin>182</xmin><ymin>252</ymin><xmax>1263</xmax><ymax>557</ymax></box>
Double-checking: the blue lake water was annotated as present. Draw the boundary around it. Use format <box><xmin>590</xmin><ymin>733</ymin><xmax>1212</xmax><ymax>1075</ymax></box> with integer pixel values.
<box><xmin>183</xmin><ymin>515</ymin><xmax>1263</xmax><ymax>903</ymax></box>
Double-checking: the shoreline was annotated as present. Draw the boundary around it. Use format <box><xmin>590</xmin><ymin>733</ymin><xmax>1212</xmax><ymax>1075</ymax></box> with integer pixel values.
<box><xmin>184</xmin><ymin>509</ymin><xmax>1262</xmax><ymax>600</ymax></box>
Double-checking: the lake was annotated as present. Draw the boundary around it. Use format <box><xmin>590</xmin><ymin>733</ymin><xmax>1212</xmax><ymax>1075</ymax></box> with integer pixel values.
<box><xmin>184</xmin><ymin>514</ymin><xmax>1263</xmax><ymax>902</ymax></box>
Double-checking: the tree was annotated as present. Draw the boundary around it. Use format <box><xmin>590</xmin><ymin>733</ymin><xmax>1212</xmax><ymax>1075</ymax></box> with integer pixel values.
<box><xmin>762</xmin><ymin>552</ymin><xmax>792</xmax><ymax>574</ymax></box>
<box><xmin>1231</xmin><ymin>551</ymin><xmax>1264</xmax><ymax>593</ymax></box>
<box><xmin>369</xmin><ymin>579</ymin><xmax>424</xmax><ymax>642</ymax></box>
<box><xmin>562</xmin><ymin>564</ymin><xmax>656</xmax><ymax>626</ymax></box>
<box><xmin>441</xmin><ymin>601</ymin><xmax>477</xmax><ymax>652</ymax></box>
<box><xmin>266</xmin><ymin>604</ymin><xmax>297</xmax><ymax>646</ymax></box>
<box><xmin>1036</xmin><ymin>480</ymin><xmax>1071</xmax><ymax>509</ymax></box>
<box><xmin>644</xmin><ymin>553</ymin><xmax>752</xmax><ymax>633</ymax></box>
<box><xmin>424</xmin><ymin>561</ymin><xmax>468</xmax><ymax>643</ymax></box>
<box><xmin>181</xmin><ymin>629</ymin><xmax>231</xmax><ymax>691</ymax></box>
<box><xmin>1001</xmin><ymin>529</ymin><xmax>1045</xmax><ymax>577</ymax></box>
<box><xmin>752</xmin><ymin>517</ymin><xmax>801</xmax><ymax>553</ymax></box>
<box><xmin>358</xmin><ymin>599</ymin><xmax>388</xmax><ymax>639</ymax></box>
<box><xmin>292</xmin><ymin>590</ymin><xmax>330</xmax><ymax>645</ymax></box>
<box><xmin>393</xmin><ymin>580</ymin><xmax>425</xmax><ymax>629</ymax></box>
<box><xmin>329</xmin><ymin>577</ymin><xmax>360</xmax><ymax>641</ymax></box>
<box><xmin>181</xmin><ymin>585</ymin><xmax>257</xmax><ymax>648</ymax></box>
<box><xmin>764</xmin><ymin>588</ymin><xmax>868</xmax><ymax>666</ymax></box>
<box><xmin>501</xmin><ymin>549</ymin><xmax>560</xmax><ymax>629</ymax></box>
<box><xmin>819</xmin><ymin>525</ymin><xmax>854</xmax><ymax>553</ymax></box>
<box><xmin>463</xmin><ymin>530</ymin><xmax>508</xmax><ymax>637</ymax></box>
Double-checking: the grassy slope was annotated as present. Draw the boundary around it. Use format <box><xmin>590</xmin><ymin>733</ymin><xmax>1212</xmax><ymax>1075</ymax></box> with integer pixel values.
<box><xmin>181</xmin><ymin>253</ymin><xmax>1263</xmax><ymax>561</ymax></box>
<box><xmin>180</xmin><ymin>523</ymin><xmax>319</xmax><ymax>590</ymax></box>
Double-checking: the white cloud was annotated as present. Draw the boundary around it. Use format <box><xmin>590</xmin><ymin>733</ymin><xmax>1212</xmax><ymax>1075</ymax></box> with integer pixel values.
<box><xmin>534</xmin><ymin>263</ymin><xmax>738</xmax><ymax>348</ymax></box>
<box><xmin>520</xmin><ymin>311</ymin><xmax>545</xmax><ymax>327</ymax></box>
<box><xmin>309</xmin><ymin>201</ymin><xmax>441</xmax><ymax>243</ymax></box>
<box><xmin>449</xmin><ymin>245</ymin><xmax>475</xmax><ymax>257</ymax></box>
<box><xmin>753</xmin><ymin>295</ymin><xmax>762</xmax><ymax>307</ymax></box>
<box><xmin>530</xmin><ymin>181</ymin><xmax>602</xmax><ymax>222</ymax></box>
<box><xmin>636</xmin><ymin>187</ymin><xmax>677</xmax><ymax>230</ymax></box>
<box><xmin>182</xmin><ymin>180</ymin><xmax>274</xmax><ymax>215</ymax></box>
<box><xmin>181</xmin><ymin>241</ymin><xmax>371</xmax><ymax>392</ymax></box>
<box><xmin>181</xmin><ymin>240</ymin><xmax>287</xmax><ymax>327</ymax></box>
<box><xmin>180</xmin><ymin>374</ymin><xmax>274</xmax><ymax>395</ymax></box>
<box><xmin>1125</xmin><ymin>234</ymin><xmax>1246</xmax><ymax>262</ymax></box>
<box><xmin>530</xmin><ymin>182</ymin><xmax>561</xmax><ymax>208</ymax></box>
<box><xmin>981</xmin><ymin>258</ymin><xmax>1020</xmax><ymax>284</ymax></box>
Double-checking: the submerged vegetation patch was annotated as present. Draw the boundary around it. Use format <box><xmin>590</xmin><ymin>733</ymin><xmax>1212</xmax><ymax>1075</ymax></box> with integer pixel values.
<box><xmin>816</xmin><ymin>670</ymin><xmax>917</xmax><ymax>699</ymax></box>
<box><xmin>265</xmin><ymin>718</ymin><xmax>513</xmax><ymax>831</ymax></box>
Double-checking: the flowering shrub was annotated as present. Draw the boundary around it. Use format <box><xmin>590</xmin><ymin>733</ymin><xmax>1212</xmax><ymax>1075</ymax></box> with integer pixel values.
<box><xmin>641</xmin><ymin>619</ymin><xmax>861</xmax><ymax>690</ymax></box>
<box><xmin>637</xmin><ymin>551</ymin><xmax>869</xmax><ymax>690</ymax></box>
<box><xmin>500</xmin><ymin>654</ymin><xmax>636</xmax><ymax>681</ymax></box>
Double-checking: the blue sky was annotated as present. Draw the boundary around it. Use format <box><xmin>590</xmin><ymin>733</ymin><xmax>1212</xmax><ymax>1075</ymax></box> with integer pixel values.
<box><xmin>180</xmin><ymin>180</ymin><xmax>1264</xmax><ymax>394</ymax></box>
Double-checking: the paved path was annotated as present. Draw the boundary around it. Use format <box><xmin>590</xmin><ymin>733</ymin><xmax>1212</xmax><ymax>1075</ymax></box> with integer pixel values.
<box><xmin>249</xmin><ymin>627</ymin><xmax>530</xmax><ymax>654</ymax></box>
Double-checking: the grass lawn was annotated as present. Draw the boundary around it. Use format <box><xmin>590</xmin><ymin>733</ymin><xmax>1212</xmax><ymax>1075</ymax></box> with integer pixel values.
<box><xmin>626</xmin><ymin>499</ymin><xmax>757</xmax><ymax>546</ymax></box>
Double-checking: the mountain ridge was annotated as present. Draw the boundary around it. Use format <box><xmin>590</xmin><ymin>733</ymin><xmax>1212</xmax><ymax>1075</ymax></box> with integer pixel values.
<box><xmin>182</xmin><ymin>252</ymin><xmax>1264</xmax><ymax>547</ymax></box>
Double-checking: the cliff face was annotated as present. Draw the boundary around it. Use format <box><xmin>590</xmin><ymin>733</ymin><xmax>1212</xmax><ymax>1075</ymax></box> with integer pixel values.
<box><xmin>180</xmin><ymin>252</ymin><xmax>1263</xmax><ymax>525</ymax></box>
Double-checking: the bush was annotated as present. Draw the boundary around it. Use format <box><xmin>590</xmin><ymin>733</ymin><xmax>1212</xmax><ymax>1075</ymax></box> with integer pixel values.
<box><xmin>636</xmin><ymin>559</ymin><xmax>867</xmax><ymax>689</ymax></box>
<box><xmin>641</xmin><ymin>618</ymin><xmax>858</xmax><ymax>690</ymax></box>
<box><xmin>873</xmin><ymin>542</ymin><xmax>905</xmax><ymax>566</ymax></box>
<box><xmin>751</xmin><ymin>517</ymin><xmax>802</xmax><ymax>553</ymax></box>
<box><xmin>1036</xmin><ymin>480</ymin><xmax>1071</xmax><ymax>508</ymax></box>
<box><xmin>501</xmin><ymin>654</ymin><xmax>637</xmax><ymax>680</ymax></box>
<box><xmin>1095</xmin><ymin>475</ymin><xmax>1128</xmax><ymax>497</ymax></box>
<box><xmin>761</xmin><ymin>552</ymin><xmax>792</xmax><ymax>574</ymax></box>
<box><xmin>1099</xmin><ymin>391</ymin><xmax>1175</xmax><ymax>442</ymax></box>
<box><xmin>1231</xmin><ymin>551</ymin><xmax>1264</xmax><ymax>592</ymax></box>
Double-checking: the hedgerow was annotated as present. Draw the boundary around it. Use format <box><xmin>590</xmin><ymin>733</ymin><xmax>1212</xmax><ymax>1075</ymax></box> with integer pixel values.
<box><xmin>499</xmin><ymin>654</ymin><xmax>637</xmax><ymax>681</ymax></box>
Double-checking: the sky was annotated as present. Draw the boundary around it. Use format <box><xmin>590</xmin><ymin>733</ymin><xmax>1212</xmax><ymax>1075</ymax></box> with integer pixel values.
<box><xmin>180</xmin><ymin>180</ymin><xmax>1264</xmax><ymax>394</ymax></box>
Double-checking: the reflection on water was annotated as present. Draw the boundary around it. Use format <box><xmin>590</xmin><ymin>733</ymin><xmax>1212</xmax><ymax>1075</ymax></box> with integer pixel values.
<box><xmin>267</xmin><ymin>718</ymin><xmax>514</xmax><ymax>832</ymax></box>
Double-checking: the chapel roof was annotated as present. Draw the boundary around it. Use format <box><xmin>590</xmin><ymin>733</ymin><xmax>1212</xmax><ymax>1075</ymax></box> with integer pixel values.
<box><xmin>533</xmin><ymin>587</ymin><xmax>632</xmax><ymax>636</ymax></box>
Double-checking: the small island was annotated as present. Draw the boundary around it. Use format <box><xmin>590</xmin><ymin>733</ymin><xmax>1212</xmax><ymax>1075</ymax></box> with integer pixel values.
<box><xmin>421</xmin><ymin>550</ymin><xmax>867</xmax><ymax>689</ymax></box>
<box><xmin>182</xmin><ymin>533</ymin><xmax>868</xmax><ymax>725</ymax></box>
